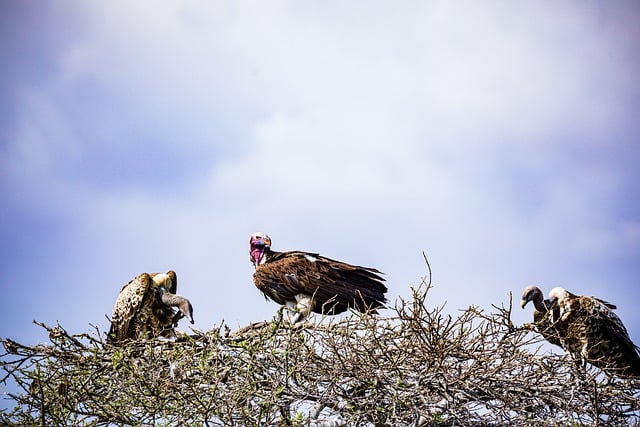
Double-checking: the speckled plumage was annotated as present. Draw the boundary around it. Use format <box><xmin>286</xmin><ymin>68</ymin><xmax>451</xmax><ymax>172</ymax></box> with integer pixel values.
<box><xmin>549</xmin><ymin>287</ymin><xmax>640</xmax><ymax>378</ymax></box>
<box><xmin>250</xmin><ymin>233</ymin><xmax>387</xmax><ymax>318</ymax></box>
<box><xmin>108</xmin><ymin>271</ymin><xmax>193</xmax><ymax>342</ymax></box>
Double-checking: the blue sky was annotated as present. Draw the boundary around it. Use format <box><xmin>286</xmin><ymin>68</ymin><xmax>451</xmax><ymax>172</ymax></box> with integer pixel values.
<box><xmin>1</xmin><ymin>1</ymin><xmax>639</xmax><ymax>352</ymax></box>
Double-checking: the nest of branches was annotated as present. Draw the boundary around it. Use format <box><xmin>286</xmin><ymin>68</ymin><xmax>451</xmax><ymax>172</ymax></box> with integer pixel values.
<box><xmin>1</xmin><ymin>279</ymin><xmax>639</xmax><ymax>426</ymax></box>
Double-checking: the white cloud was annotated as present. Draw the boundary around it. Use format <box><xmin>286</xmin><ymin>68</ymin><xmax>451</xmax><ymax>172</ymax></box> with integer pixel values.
<box><xmin>2</xmin><ymin>1</ymin><xmax>639</xmax><ymax>348</ymax></box>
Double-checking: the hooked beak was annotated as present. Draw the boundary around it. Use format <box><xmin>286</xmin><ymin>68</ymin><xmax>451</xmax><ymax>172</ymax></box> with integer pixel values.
<box><xmin>250</xmin><ymin>234</ymin><xmax>271</xmax><ymax>266</ymax></box>
<box><xmin>251</xmin><ymin>245</ymin><xmax>265</xmax><ymax>267</ymax></box>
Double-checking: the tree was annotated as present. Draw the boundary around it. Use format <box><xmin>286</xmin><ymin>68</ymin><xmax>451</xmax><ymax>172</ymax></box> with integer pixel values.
<box><xmin>2</xmin><ymin>278</ymin><xmax>639</xmax><ymax>426</ymax></box>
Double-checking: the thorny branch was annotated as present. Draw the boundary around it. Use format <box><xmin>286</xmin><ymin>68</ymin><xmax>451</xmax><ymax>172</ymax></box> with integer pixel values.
<box><xmin>1</xmin><ymin>279</ymin><xmax>639</xmax><ymax>426</ymax></box>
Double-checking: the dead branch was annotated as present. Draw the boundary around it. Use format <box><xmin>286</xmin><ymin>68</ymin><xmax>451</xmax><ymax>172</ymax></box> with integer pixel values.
<box><xmin>1</xmin><ymin>279</ymin><xmax>638</xmax><ymax>426</ymax></box>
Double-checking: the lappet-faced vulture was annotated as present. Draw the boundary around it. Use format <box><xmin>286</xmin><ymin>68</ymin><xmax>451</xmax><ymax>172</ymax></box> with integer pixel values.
<box><xmin>249</xmin><ymin>232</ymin><xmax>387</xmax><ymax>322</ymax></box>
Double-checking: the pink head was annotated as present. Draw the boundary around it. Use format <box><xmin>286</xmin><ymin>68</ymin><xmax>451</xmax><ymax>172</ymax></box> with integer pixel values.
<box><xmin>250</xmin><ymin>232</ymin><xmax>272</xmax><ymax>267</ymax></box>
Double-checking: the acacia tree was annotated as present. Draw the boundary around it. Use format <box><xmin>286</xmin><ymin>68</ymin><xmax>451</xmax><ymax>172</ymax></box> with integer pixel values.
<box><xmin>1</xmin><ymin>278</ymin><xmax>639</xmax><ymax>426</ymax></box>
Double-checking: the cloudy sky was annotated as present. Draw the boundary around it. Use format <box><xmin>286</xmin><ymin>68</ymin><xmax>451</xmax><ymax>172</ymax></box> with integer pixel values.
<box><xmin>1</xmin><ymin>1</ymin><xmax>639</xmax><ymax>352</ymax></box>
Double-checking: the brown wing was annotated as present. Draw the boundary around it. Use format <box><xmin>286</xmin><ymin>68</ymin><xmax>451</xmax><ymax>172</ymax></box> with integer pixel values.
<box><xmin>108</xmin><ymin>273</ymin><xmax>152</xmax><ymax>342</ymax></box>
<box><xmin>254</xmin><ymin>251</ymin><xmax>387</xmax><ymax>314</ymax></box>
<box><xmin>556</xmin><ymin>294</ymin><xmax>640</xmax><ymax>377</ymax></box>
<box><xmin>579</xmin><ymin>296</ymin><xmax>640</xmax><ymax>377</ymax></box>
<box><xmin>167</xmin><ymin>270</ymin><xmax>177</xmax><ymax>293</ymax></box>
<box><xmin>554</xmin><ymin>295</ymin><xmax>590</xmax><ymax>364</ymax></box>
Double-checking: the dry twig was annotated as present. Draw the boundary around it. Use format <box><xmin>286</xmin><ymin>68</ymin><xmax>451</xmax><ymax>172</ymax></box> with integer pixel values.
<box><xmin>1</xmin><ymin>278</ymin><xmax>638</xmax><ymax>426</ymax></box>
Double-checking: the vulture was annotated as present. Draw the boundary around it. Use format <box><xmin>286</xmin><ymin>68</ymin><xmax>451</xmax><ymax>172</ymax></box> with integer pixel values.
<box><xmin>249</xmin><ymin>232</ymin><xmax>387</xmax><ymax>322</ymax></box>
<box><xmin>108</xmin><ymin>270</ymin><xmax>194</xmax><ymax>342</ymax></box>
<box><xmin>520</xmin><ymin>285</ymin><xmax>562</xmax><ymax>348</ymax></box>
<box><xmin>548</xmin><ymin>287</ymin><xmax>640</xmax><ymax>378</ymax></box>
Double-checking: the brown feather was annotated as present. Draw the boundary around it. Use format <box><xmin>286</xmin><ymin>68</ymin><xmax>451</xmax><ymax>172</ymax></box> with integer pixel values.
<box><xmin>254</xmin><ymin>249</ymin><xmax>387</xmax><ymax>315</ymax></box>
<box><xmin>551</xmin><ymin>288</ymin><xmax>640</xmax><ymax>378</ymax></box>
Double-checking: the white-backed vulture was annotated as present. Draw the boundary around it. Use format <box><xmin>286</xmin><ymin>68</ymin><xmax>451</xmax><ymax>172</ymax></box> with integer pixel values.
<box><xmin>548</xmin><ymin>287</ymin><xmax>640</xmax><ymax>378</ymax></box>
<box><xmin>108</xmin><ymin>270</ymin><xmax>193</xmax><ymax>342</ymax></box>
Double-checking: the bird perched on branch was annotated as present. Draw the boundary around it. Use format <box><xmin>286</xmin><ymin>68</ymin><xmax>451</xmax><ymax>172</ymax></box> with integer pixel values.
<box><xmin>520</xmin><ymin>285</ymin><xmax>562</xmax><ymax>348</ymax></box>
<box><xmin>249</xmin><ymin>232</ymin><xmax>387</xmax><ymax>323</ymax></box>
<box><xmin>108</xmin><ymin>270</ymin><xmax>194</xmax><ymax>342</ymax></box>
<box><xmin>547</xmin><ymin>286</ymin><xmax>640</xmax><ymax>378</ymax></box>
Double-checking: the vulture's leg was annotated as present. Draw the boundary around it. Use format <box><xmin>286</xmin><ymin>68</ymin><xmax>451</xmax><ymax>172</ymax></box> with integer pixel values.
<box><xmin>285</xmin><ymin>294</ymin><xmax>313</xmax><ymax>324</ymax></box>
<box><xmin>569</xmin><ymin>353</ymin><xmax>589</xmax><ymax>384</ymax></box>
<box><xmin>282</xmin><ymin>300</ymin><xmax>300</xmax><ymax>324</ymax></box>
<box><xmin>295</xmin><ymin>293</ymin><xmax>313</xmax><ymax>316</ymax></box>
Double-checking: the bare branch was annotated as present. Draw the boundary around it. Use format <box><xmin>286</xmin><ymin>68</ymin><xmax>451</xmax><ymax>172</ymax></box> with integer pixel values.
<box><xmin>1</xmin><ymin>282</ymin><xmax>638</xmax><ymax>426</ymax></box>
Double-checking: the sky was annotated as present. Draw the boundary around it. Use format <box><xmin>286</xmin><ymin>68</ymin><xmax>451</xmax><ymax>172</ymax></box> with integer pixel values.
<box><xmin>0</xmin><ymin>1</ymin><xmax>639</xmax><ymax>354</ymax></box>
